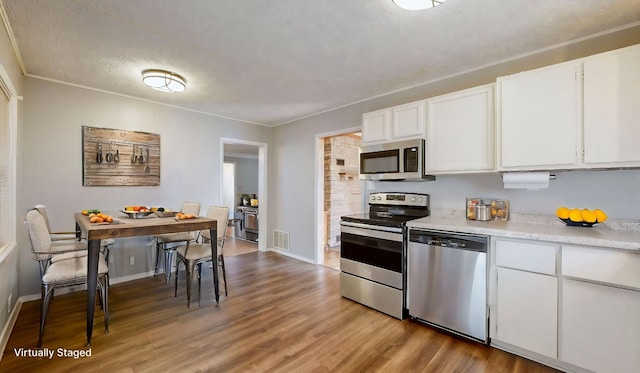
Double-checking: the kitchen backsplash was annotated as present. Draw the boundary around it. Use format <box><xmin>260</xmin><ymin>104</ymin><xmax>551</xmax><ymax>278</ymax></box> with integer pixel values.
<box><xmin>366</xmin><ymin>169</ymin><xmax>640</xmax><ymax>221</ymax></box>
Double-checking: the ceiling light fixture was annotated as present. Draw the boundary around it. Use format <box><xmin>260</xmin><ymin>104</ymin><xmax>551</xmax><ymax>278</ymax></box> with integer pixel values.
<box><xmin>142</xmin><ymin>69</ymin><xmax>186</xmax><ymax>93</ymax></box>
<box><xmin>393</xmin><ymin>0</ymin><xmax>446</xmax><ymax>11</ymax></box>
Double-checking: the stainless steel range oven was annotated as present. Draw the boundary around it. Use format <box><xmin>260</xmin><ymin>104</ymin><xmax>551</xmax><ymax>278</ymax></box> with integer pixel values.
<box><xmin>340</xmin><ymin>192</ymin><xmax>429</xmax><ymax>319</ymax></box>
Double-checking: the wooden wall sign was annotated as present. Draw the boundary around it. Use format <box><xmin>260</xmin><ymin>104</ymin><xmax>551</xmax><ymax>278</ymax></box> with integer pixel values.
<box><xmin>82</xmin><ymin>126</ymin><xmax>160</xmax><ymax>186</ymax></box>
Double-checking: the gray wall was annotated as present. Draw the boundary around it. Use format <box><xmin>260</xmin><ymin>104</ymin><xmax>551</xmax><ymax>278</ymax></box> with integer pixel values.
<box><xmin>224</xmin><ymin>155</ymin><xmax>259</xmax><ymax>206</ymax></box>
<box><xmin>267</xmin><ymin>26</ymin><xmax>640</xmax><ymax>261</ymax></box>
<box><xmin>17</xmin><ymin>78</ymin><xmax>270</xmax><ymax>295</ymax></box>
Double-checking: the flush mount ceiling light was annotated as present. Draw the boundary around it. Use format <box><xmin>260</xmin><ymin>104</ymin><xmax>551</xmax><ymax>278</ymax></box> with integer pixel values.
<box><xmin>393</xmin><ymin>0</ymin><xmax>446</xmax><ymax>10</ymax></box>
<box><xmin>141</xmin><ymin>69</ymin><xmax>186</xmax><ymax>93</ymax></box>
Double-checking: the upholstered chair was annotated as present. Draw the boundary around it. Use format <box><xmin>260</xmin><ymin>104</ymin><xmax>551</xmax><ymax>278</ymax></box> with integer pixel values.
<box><xmin>24</xmin><ymin>209</ymin><xmax>109</xmax><ymax>347</ymax></box>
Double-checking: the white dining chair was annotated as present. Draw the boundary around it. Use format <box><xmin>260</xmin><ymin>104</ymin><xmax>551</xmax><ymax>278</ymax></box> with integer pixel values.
<box><xmin>34</xmin><ymin>204</ymin><xmax>114</xmax><ymax>261</ymax></box>
<box><xmin>24</xmin><ymin>208</ymin><xmax>110</xmax><ymax>347</ymax></box>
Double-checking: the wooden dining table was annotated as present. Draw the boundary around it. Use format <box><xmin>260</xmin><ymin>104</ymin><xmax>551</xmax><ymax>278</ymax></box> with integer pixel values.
<box><xmin>75</xmin><ymin>211</ymin><xmax>219</xmax><ymax>346</ymax></box>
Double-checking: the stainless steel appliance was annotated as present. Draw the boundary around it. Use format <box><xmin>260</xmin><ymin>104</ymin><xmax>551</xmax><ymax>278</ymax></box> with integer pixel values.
<box><xmin>407</xmin><ymin>229</ymin><xmax>488</xmax><ymax>343</ymax></box>
<box><xmin>359</xmin><ymin>139</ymin><xmax>435</xmax><ymax>181</ymax></box>
<box><xmin>233</xmin><ymin>211</ymin><xmax>245</xmax><ymax>239</ymax></box>
<box><xmin>238</xmin><ymin>206</ymin><xmax>258</xmax><ymax>242</ymax></box>
<box><xmin>340</xmin><ymin>192</ymin><xmax>430</xmax><ymax>319</ymax></box>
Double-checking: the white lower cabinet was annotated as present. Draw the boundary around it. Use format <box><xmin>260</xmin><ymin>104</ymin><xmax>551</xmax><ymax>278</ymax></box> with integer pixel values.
<box><xmin>492</xmin><ymin>238</ymin><xmax>640</xmax><ymax>372</ymax></box>
<box><xmin>495</xmin><ymin>267</ymin><xmax>558</xmax><ymax>358</ymax></box>
<box><xmin>492</xmin><ymin>239</ymin><xmax>559</xmax><ymax>359</ymax></box>
<box><xmin>561</xmin><ymin>279</ymin><xmax>640</xmax><ymax>373</ymax></box>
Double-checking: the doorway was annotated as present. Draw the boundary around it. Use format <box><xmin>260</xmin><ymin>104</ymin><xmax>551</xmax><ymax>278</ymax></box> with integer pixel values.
<box><xmin>223</xmin><ymin>163</ymin><xmax>235</xmax><ymax>221</ymax></box>
<box><xmin>220</xmin><ymin>138</ymin><xmax>268</xmax><ymax>255</ymax></box>
<box><xmin>315</xmin><ymin>127</ymin><xmax>362</xmax><ymax>270</ymax></box>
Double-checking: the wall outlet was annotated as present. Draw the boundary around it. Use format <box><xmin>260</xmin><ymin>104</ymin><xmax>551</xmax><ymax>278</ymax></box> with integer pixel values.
<box><xmin>129</xmin><ymin>256</ymin><xmax>135</xmax><ymax>265</ymax></box>
<box><xmin>7</xmin><ymin>294</ymin><xmax>11</xmax><ymax>314</ymax></box>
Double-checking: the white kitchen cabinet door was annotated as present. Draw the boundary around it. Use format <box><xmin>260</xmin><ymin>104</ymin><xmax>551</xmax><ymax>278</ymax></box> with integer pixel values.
<box><xmin>426</xmin><ymin>84</ymin><xmax>495</xmax><ymax>173</ymax></box>
<box><xmin>495</xmin><ymin>267</ymin><xmax>558</xmax><ymax>359</ymax></box>
<box><xmin>498</xmin><ymin>62</ymin><xmax>580</xmax><ymax>170</ymax></box>
<box><xmin>361</xmin><ymin>109</ymin><xmax>391</xmax><ymax>144</ymax></box>
<box><xmin>583</xmin><ymin>44</ymin><xmax>640</xmax><ymax>166</ymax></box>
<box><xmin>561</xmin><ymin>279</ymin><xmax>640</xmax><ymax>373</ymax></box>
<box><xmin>391</xmin><ymin>100</ymin><xmax>425</xmax><ymax>140</ymax></box>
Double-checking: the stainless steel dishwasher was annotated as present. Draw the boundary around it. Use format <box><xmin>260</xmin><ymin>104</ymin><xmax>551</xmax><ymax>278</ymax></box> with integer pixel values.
<box><xmin>407</xmin><ymin>229</ymin><xmax>488</xmax><ymax>343</ymax></box>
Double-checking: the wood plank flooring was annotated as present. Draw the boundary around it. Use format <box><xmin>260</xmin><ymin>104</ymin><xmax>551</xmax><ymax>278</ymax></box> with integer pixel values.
<box><xmin>1</xmin><ymin>251</ymin><xmax>559</xmax><ymax>372</ymax></box>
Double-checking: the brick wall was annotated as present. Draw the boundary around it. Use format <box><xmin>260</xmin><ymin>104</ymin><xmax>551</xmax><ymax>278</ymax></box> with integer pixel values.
<box><xmin>324</xmin><ymin>135</ymin><xmax>362</xmax><ymax>248</ymax></box>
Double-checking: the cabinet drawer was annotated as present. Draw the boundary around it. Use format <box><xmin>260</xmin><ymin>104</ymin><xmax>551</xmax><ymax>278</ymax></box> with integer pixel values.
<box><xmin>562</xmin><ymin>245</ymin><xmax>640</xmax><ymax>290</ymax></box>
<box><xmin>495</xmin><ymin>239</ymin><xmax>557</xmax><ymax>275</ymax></box>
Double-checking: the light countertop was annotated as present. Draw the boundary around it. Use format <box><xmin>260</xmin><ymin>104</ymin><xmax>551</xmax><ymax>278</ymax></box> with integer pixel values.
<box><xmin>407</xmin><ymin>212</ymin><xmax>640</xmax><ymax>251</ymax></box>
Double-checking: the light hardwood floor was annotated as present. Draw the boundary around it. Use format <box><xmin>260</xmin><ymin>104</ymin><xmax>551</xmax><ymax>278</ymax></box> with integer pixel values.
<box><xmin>323</xmin><ymin>248</ymin><xmax>340</xmax><ymax>270</ymax></box>
<box><xmin>1</xmin><ymin>250</ymin><xmax>558</xmax><ymax>372</ymax></box>
<box><xmin>223</xmin><ymin>229</ymin><xmax>258</xmax><ymax>257</ymax></box>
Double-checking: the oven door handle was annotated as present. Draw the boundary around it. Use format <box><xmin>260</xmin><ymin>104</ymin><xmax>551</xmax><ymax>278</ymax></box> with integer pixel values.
<box><xmin>340</xmin><ymin>221</ymin><xmax>403</xmax><ymax>233</ymax></box>
<box><xmin>341</xmin><ymin>223</ymin><xmax>403</xmax><ymax>242</ymax></box>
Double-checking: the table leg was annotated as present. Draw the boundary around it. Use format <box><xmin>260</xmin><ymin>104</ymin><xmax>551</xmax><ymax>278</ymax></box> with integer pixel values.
<box><xmin>86</xmin><ymin>238</ymin><xmax>100</xmax><ymax>346</ymax></box>
<box><xmin>210</xmin><ymin>228</ymin><xmax>219</xmax><ymax>306</ymax></box>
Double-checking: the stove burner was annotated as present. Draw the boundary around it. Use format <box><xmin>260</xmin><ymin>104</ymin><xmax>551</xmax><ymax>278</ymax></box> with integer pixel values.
<box><xmin>341</xmin><ymin>192</ymin><xmax>430</xmax><ymax>228</ymax></box>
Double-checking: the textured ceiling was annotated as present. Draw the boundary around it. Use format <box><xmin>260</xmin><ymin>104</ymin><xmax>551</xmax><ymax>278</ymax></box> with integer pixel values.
<box><xmin>2</xmin><ymin>0</ymin><xmax>640</xmax><ymax>126</ymax></box>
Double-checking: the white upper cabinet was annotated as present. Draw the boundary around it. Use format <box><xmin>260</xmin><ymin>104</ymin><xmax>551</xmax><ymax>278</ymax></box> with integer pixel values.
<box><xmin>583</xmin><ymin>44</ymin><xmax>640</xmax><ymax>166</ymax></box>
<box><xmin>361</xmin><ymin>109</ymin><xmax>391</xmax><ymax>144</ymax></box>
<box><xmin>497</xmin><ymin>61</ymin><xmax>581</xmax><ymax>170</ymax></box>
<box><xmin>391</xmin><ymin>101</ymin><xmax>425</xmax><ymax>140</ymax></box>
<box><xmin>426</xmin><ymin>84</ymin><xmax>495</xmax><ymax>173</ymax></box>
<box><xmin>361</xmin><ymin>100</ymin><xmax>425</xmax><ymax>145</ymax></box>
<box><xmin>498</xmin><ymin>43</ymin><xmax>640</xmax><ymax>171</ymax></box>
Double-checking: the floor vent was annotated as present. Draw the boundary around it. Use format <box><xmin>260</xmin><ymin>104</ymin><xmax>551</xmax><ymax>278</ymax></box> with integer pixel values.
<box><xmin>273</xmin><ymin>230</ymin><xmax>290</xmax><ymax>251</ymax></box>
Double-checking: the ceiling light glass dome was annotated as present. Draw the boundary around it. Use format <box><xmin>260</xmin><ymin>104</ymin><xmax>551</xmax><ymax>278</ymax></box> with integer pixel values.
<box><xmin>142</xmin><ymin>69</ymin><xmax>186</xmax><ymax>93</ymax></box>
<box><xmin>393</xmin><ymin>0</ymin><xmax>446</xmax><ymax>11</ymax></box>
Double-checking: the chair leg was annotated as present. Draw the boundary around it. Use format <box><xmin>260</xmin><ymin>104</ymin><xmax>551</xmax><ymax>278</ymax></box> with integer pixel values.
<box><xmin>196</xmin><ymin>263</ymin><xmax>202</xmax><ymax>307</ymax></box>
<box><xmin>186</xmin><ymin>260</ymin><xmax>196</xmax><ymax>308</ymax></box>
<box><xmin>101</xmin><ymin>275</ymin><xmax>109</xmax><ymax>334</ymax></box>
<box><xmin>164</xmin><ymin>247</ymin><xmax>176</xmax><ymax>284</ymax></box>
<box><xmin>220</xmin><ymin>254</ymin><xmax>228</xmax><ymax>296</ymax></box>
<box><xmin>38</xmin><ymin>284</ymin><xmax>54</xmax><ymax>348</ymax></box>
<box><xmin>174</xmin><ymin>257</ymin><xmax>180</xmax><ymax>297</ymax></box>
<box><xmin>97</xmin><ymin>282</ymin><xmax>104</xmax><ymax>310</ymax></box>
<box><xmin>154</xmin><ymin>239</ymin><xmax>162</xmax><ymax>275</ymax></box>
<box><xmin>103</xmin><ymin>245</ymin><xmax>111</xmax><ymax>264</ymax></box>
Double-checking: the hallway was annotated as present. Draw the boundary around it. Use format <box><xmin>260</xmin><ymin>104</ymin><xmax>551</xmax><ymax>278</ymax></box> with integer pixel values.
<box><xmin>224</xmin><ymin>227</ymin><xmax>258</xmax><ymax>257</ymax></box>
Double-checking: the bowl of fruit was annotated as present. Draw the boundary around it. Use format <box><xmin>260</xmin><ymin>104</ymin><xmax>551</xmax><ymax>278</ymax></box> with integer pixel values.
<box><xmin>122</xmin><ymin>206</ymin><xmax>154</xmax><ymax>219</ymax></box>
<box><xmin>152</xmin><ymin>207</ymin><xmax>177</xmax><ymax>218</ymax></box>
<box><xmin>556</xmin><ymin>206</ymin><xmax>607</xmax><ymax>227</ymax></box>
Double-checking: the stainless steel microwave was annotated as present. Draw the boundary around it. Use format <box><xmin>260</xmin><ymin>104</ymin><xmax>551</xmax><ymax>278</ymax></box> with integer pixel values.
<box><xmin>359</xmin><ymin>139</ymin><xmax>434</xmax><ymax>181</ymax></box>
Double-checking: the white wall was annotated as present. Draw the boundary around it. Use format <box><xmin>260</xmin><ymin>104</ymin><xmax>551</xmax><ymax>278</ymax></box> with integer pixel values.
<box><xmin>17</xmin><ymin>78</ymin><xmax>271</xmax><ymax>295</ymax></box>
<box><xmin>0</xmin><ymin>5</ymin><xmax>25</xmax><ymax>352</ymax></box>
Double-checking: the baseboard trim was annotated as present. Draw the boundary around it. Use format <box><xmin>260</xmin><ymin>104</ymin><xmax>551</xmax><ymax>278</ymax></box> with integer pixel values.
<box><xmin>109</xmin><ymin>271</ymin><xmax>158</xmax><ymax>285</ymax></box>
<box><xmin>267</xmin><ymin>247</ymin><xmax>315</xmax><ymax>264</ymax></box>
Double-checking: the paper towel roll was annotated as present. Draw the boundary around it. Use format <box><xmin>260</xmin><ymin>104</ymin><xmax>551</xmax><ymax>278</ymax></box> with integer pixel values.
<box><xmin>502</xmin><ymin>172</ymin><xmax>551</xmax><ymax>190</ymax></box>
